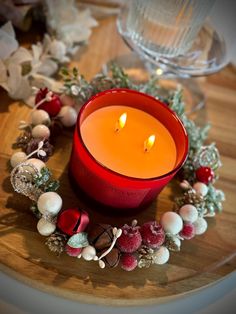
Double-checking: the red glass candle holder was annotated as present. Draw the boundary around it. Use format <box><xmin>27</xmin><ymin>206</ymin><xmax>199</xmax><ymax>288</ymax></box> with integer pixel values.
<box><xmin>69</xmin><ymin>89</ymin><xmax>188</xmax><ymax>212</ymax></box>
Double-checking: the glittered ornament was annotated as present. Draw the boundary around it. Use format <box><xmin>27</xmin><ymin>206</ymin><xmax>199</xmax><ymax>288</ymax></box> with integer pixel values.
<box><xmin>196</xmin><ymin>166</ymin><xmax>214</xmax><ymax>184</ymax></box>
<box><xmin>57</xmin><ymin>208</ymin><xmax>89</xmax><ymax>236</ymax></box>
<box><xmin>179</xmin><ymin>222</ymin><xmax>195</xmax><ymax>240</ymax></box>
<box><xmin>120</xmin><ymin>253</ymin><xmax>138</xmax><ymax>271</ymax></box>
<box><xmin>35</xmin><ymin>88</ymin><xmax>62</xmax><ymax>117</ymax></box>
<box><xmin>88</xmin><ymin>224</ymin><xmax>113</xmax><ymax>251</ymax></box>
<box><xmin>193</xmin><ymin>144</ymin><xmax>221</xmax><ymax>170</ymax></box>
<box><xmin>160</xmin><ymin>212</ymin><xmax>183</xmax><ymax>235</ymax></box>
<box><xmin>117</xmin><ymin>223</ymin><xmax>142</xmax><ymax>253</ymax></box>
<box><xmin>140</xmin><ymin>221</ymin><xmax>165</xmax><ymax>248</ymax></box>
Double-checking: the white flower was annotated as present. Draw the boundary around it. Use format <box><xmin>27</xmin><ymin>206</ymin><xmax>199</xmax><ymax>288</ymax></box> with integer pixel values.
<box><xmin>0</xmin><ymin>21</ymin><xmax>18</xmax><ymax>60</ymax></box>
<box><xmin>45</xmin><ymin>0</ymin><xmax>98</xmax><ymax>48</ymax></box>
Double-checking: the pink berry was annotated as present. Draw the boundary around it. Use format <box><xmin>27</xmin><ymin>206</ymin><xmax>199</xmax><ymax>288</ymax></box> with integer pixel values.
<box><xmin>120</xmin><ymin>253</ymin><xmax>137</xmax><ymax>271</ymax></box>
<box><xmin>140</xmin><ymin>221</ymin><xmax>165</xmax><ymax>248</ymax></box>
<box><xmin>196</xmin><ymin>166</ymin><xmax>214</xmax><ymax>184</ymax></box>
<box><xmin>180</xmin><ymin>222</ymin><xmax>195</xmax><ymax>240</ymax></box>
<box><xmin>35</xmin><ymin>88</ymin><xmax>61</xmax><ymax>117</ymax></box>
<box><xmin>65</xmin><ymin>244</ymin><xmax>82</xmax><ymax>257</ymax></box>
<box><xmin>117</xmin><ymin>224</ymin><xmax>142</xmax><ymax>253</ymax></box>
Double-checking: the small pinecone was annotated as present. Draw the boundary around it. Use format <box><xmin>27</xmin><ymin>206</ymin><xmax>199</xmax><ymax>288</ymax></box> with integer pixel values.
<box><xmin>25</xmin><ymin>138</ymin><xmax>53</xmax><ymax>162</ymax></box>
<box><xmin>137</xmin><ymin>246</ymin><xmax>154</xmax><ymax>268</ymax></box>
<box><xmin>45</xmin><ymin>232</ymin><xmax>68</xmax><ymax>255</ymax></box>
<box><xmin>13</xmin><ymin>131</ymin><xmax>32</xmax><ymax>149</ymax></box>
<box><xmin>184</xmin><ymin>189</ymin><xmax>205</xmax><ymax>207</ymax></box>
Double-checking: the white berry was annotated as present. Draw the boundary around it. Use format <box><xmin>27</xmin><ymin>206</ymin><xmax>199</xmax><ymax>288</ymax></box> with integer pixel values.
<box><xmin>32</xmin><ymin>124</ymin><xmax>50</xmax><ymax>139</ymax></box>
<box><xmin>37</xmin><ymin>217</ymin><xmax>56</xmax><ymax>236</ymax></box>
<box><xmin>59</xmin><ymin>106</ymin><xmax>77</xmax><ymax>127</ymax></box>
<box><xmin>193</xmin><ymin>182</ymin><xmax>208</xmax><ymax>196</ymax></box>
<box><xmin>37</xmin><ymin>192</ymin><xmax>62</xmax><ymax>216</ymax></box>
<box><xmin>153</xmin><ymin>246</ymin><xmax>170</xmax><ymax>265</ymax></box>
<box><xmin>193</xmin><ymin>217</ymin><xmax>208</xmax><ymax>235</ymax></box>
<box><xmin>31</xmin><ymin>110</ymin><xmax>50</xmax><ymax>126</ymax></box>
<box><xmin>81</xmin><ymin>245</ymin><xmax>96</xmax><ymax>261</ymax></box>
<box><xmin>24</xmin><ymin>158</ymin><xmax>45</xmax><ymax>173</ymax></box>
<box><xmin>160</xmin><ymin>211</ymin><xmax>183</xmax><ymax>235</ymax></box>
<box><xmin>179</xmin><ymin>204</ymin><xmax>198</xmax><ymax>223</ymax></box>
<box><xmin>10</xmin><ymin>151</ymin><xmax>27</xmax><ymax>167</ymax></box>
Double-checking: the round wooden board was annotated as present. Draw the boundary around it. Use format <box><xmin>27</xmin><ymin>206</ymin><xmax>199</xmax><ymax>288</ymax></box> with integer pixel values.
<box><xmin>0</xmin><ymin>16</ymin><xmax>236</xmax><ymax>306</ymax></box>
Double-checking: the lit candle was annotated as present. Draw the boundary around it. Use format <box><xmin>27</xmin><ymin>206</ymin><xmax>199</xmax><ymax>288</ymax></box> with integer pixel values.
<box><xmin>70</xmin><ymin>89</ymin><xmax>188</xmax><ymax>211</ymax></box>
<box><xmin>81</xmin><ymin>106</ymin><xmax>176</xmax><ymax>179</ymax></box>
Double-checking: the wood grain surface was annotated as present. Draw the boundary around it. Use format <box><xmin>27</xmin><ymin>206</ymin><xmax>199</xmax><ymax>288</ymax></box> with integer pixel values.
<box><xmin>0</xmin><ymin>16</ymin><xmax>236</xmax><ymax>306</ymax></box>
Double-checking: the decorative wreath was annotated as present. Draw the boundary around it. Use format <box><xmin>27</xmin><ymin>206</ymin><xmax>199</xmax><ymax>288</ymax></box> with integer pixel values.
<box><xmin>9</xmin><ymin>64</ymin><xmax>225</xmax><ymax>271</ymax></box>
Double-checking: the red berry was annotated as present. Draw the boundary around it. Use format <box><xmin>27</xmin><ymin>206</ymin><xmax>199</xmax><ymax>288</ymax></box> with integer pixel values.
<box><xmin>196</xmin><ymin>166</ymin><xmax>214</xmax><ymax>184</ymax></box>
<box><xmin>140</xmin><ymin>221</ymin><xmax>165</xmax><ymax>248</ymax></box>
<box><xmin>35</xmin><ymin>88</ymin><xmax>61</xmax><ymax>117</ymax></box>
<box><xmin>180</xmin><ymin>222</ymin><xmax>195</xmax><ymax>240</ymax></box>
<box><xmin>117</xmin><ymin>224</ymin><xmax>142</xmax><ymax>253</ymax></box>
<box><xmin>120</xmin><ymin>253</ymin><xmax>137</xmax><ymax>271</ymax></box>
<box><xmin>65</xmin><ymin>245</ymin><xmax>82</xmax><ymax>257</ymax></box>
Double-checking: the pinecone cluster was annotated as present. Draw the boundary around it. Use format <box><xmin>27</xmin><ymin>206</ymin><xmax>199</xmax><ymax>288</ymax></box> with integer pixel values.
<box><xmin>45</xmin><ymin>232</ymin><xmax>68</xmax><ymax>255</ymax></box>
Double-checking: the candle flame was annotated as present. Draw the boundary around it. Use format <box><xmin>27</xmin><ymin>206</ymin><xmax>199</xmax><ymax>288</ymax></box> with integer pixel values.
<box><xmin>115</xmin><ymin>112</ymin><xmax>127</xmax><ymax>132</ymax></box>
<box><xmin>144</xmin><ymin>135</ymin><xmax>156</xmax><ymax>152</ymax></box>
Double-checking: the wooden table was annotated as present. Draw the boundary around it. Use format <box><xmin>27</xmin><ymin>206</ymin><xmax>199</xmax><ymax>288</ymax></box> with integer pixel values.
<box><xmin>0</xmin><ymin>16</ymin><xmax>236</xmax><ymax>306</ymax></box>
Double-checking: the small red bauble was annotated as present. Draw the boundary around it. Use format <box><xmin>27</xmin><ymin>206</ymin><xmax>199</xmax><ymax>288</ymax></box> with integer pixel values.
<box><xmin>35</xmin><ymin>88</ymin><xmax>62</xmax><ymax>117</ymax></box>
<box><xmin>140</xmin><ymin>221</ymin><xmax>165</xmax><ymax>248</ymax></box>
<box><xmin>117</xmin><ymin>224</ymin><xmax>142</xmax><ymax>253</ymax></box>
<box><xmin>56</xmin><ymin>208</ymin><xmax>89</xmax><ymax>236</ymax></box>
<box><xmin>65</xmin><ymin>244</ymin><xmax>82</xmax><ymax>257</ymax></box>
<box><xmin>179</xmin><ymin>222</ymin><xmax>195</xmax><ymax>240</ymax></box>
<box><xmin>196</xmin><ymin>166</ymin><xmax>214</xmax><ymax>184</ymax></box>
<box><xmin>120</xmin><ymin>253</ymin><xmax>138</xmax><ymax>271</ymax></box>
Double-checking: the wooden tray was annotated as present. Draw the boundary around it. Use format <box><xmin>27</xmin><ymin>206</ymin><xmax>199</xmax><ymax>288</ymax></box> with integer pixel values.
<box><xmin>1</xmin><ymin>17</ymin><xmax>236</xmax><ymax>306</ymax></box>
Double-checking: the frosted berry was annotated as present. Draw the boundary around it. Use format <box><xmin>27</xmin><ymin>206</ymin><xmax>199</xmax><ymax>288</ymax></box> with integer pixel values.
<box><xmin>140</xmin><ymin>221</ymin><xmax>165</xmax><ymax>248</ymax></box>
<box><xmin>117</xmin><ymin>224</ymin><xmax>142</xmax><ymax>253</ymax></box>
<box><xmin>120</xmin><ymin>253</ymin><xmax>137</xmax><ymax>271</ymax></box>
<box><xmin>196</xmin><ymin>166</ymin><xmax>214</xmax><ymax>184</ymax></box>
<box><xmin>35</xmin><ymin>88</ymin><xmax>61</xmax><ymax>117</ymax></box>
<box><xmin>65</xmin><ymin>244</ymin><xmax>82</xmax><ymax>257</ymax></box>
<box><xmin>180</xmin><ymin>222</ymin><xmax>195</xmax><ymax>240</ymax></box>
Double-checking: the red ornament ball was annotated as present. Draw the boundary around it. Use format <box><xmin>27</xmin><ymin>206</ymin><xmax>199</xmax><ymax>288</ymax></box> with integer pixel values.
<box><xmin>65</xmin><ymin>244</ymin><xmax>82</xmax><ymax>257</ymax></box>
<box><xmin>117</xmin><ymin>224</ymin><xmax>142</xmax><ymax>253</ymax></box>
<box><xmin>179</xmin><ymin>222</ymin><xmax>196</xmax><ymax>240</ymax></box>
<box><xmin>140</xmin><ymin>221</ymin><xmax>165</xmax><ymax>248</ymax></box>
<box><xmin>57</xmin><ymin>208</ymin><xmax>89</xmax><ymax>236</ymax></box>
<box><xmin>120</xmin><ymin>253</ymin><xmax>138</xmax><ymax>271</ymax></box>
<box><xmin>35</xmin><ymin>88</ymin><xmax>62</xmax><ymax>117</ymax></box>
<box><xmin>196</xmin><ymin>166</ymin><xmax>214</xmax><ymax>184</ymax></box>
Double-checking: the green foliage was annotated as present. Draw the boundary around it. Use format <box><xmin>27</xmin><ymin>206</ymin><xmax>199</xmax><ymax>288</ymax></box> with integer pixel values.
<box><xmin>33</xmin><ymin>167</ymin><xmax>60</xmax><ymax>193</ymax></box>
